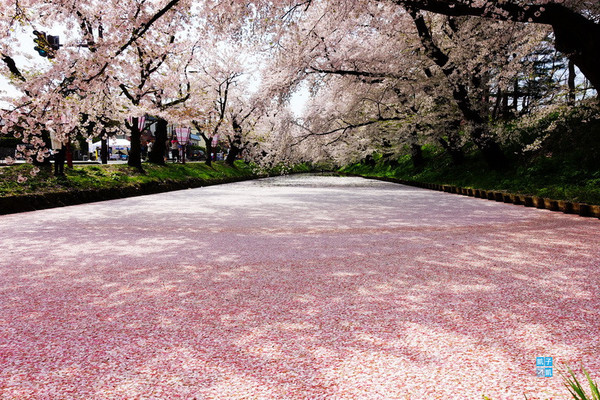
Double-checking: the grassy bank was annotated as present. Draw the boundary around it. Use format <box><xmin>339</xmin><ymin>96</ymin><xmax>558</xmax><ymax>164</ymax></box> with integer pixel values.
<box><xmin>341</xmin><ymin>147</ymin><xmax>600</xmax><ymax>206</ymax></box>
<box><xmin>0</xmin><ymin>161</ymin><xmax>260</xmax><ymax>198</ymax></box>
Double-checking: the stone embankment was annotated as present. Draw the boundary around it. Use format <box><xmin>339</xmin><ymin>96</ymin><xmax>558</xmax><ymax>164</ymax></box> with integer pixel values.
<box><xmin>0</xmin><ymin>176</ymin><xmax>258</xmax><ymax>215</ymax></box>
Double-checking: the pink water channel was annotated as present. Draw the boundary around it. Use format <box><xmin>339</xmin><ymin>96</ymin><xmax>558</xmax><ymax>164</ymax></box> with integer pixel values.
<box><xmin>1</xmin><ymin>175</ymin><xmax>599</xmax><ymax>399</ymax></box>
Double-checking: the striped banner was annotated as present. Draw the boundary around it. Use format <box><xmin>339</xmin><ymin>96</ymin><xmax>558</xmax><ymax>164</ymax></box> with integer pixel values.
<box><xmin>127</xmin><ymin>116</ymin><xmax>146</xmax><ymax>131</ymax></box>
<box><xmin>175</xmin><ymin>127</ymin><xmax>191</xmax><ymax>144</ymax></box>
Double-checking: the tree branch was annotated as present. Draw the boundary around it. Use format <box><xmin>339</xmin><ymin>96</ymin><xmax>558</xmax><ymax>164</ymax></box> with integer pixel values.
<box><xmin>1</xmin><ymin>53</ymin><xmax>26</xmax><ymax>82</ymax></box>
<box><xmin>292</xmin><ymin>116</ymin><xmax>403</xmax><ymax>146</ymax></box>
<box><xmin>392</xmin><ymin>0</ymin><xmax>600</xmax><ymax>92</ymax></box>
<box><xmin>118</xmin><ymin>0</ymin><xmax>181</xmax><ymax>55</ymax></box>
<box><xmin>119</xmin><ymin>83</ymin><xmax>137</xmax><ymax>104</ymax></box>
<box><xmin>392</xmin><ymin>0</ymin><xmax>556</xmax><ymax>25</ymax></box>
<box><xmin>307</xmin><ymin>66</ymin><xmax>398</xmax><ymax>84</ymax></box>
<box><xmin>85</xmin><ymin>0</ymin><xmax>182</xmax><ymax>83</ymax></box>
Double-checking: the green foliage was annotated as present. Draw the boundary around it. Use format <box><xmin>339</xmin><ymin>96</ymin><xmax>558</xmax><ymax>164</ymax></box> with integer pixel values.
<box><xmin>258</xmin><ymin>162</ymin><xmax>316</xmax><ymax>175</ymax></box>
<box><xmin>482</xmin><ymin>366</ymin><xmax>598</xmax><ymax>400</ymax></box>
<box><xmin>343</xmin><ymin>149</ymin><xmax>600</xmax><ymax>205</ymax></box>
<box><xmin>190</xmin><ymin>145</ymin><xmax>206</xmax><ymax>152</ymax></box>
<box><xmin>564</xmin><ymin>366</ymin><xmax>600</xmax><ymax>400</ymax></box>
<box><xmin>506</xmin><ymin>102</ymin><xmax>600</xmax><ymax>170</ymax></box>
<box><xmin>342</xmin><ymin>104</ymin><xmax>600</xmax><ymax>205</ymax></box>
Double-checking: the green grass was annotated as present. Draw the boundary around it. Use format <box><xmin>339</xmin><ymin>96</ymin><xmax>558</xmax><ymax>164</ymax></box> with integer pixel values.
<box><xmin>341</xmin><ymin>147</ymin><xmax>600</xmax><ymax>205</ymax></box>
<box><xmin>0</xmin><ymin>161</ymin><xmax>257</xmax><ymax>197</ymax></box>
<box><xmin>342</xmin><ymin>103</ymin><xmax>600</xmax><ymax>205</ymax></box>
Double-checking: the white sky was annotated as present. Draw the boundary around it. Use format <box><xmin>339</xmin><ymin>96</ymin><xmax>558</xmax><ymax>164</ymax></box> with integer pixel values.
<box><xmin>0</xmin><ymin>24</ymin><xmax>63</xmax><ymax>108</ymax></box>
<box><xmin>288</xmin><ymin>82</ymin><xmax>309</xmax><ymax>118</ymax></box>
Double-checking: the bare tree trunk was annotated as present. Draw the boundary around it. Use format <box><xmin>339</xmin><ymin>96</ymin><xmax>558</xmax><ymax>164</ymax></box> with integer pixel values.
<box><xmin>149</xmin><ymin>118</ymin><xmax>167</xmax><ymax>165</ymax></box>
<box><xmin>225</xmin><ymin>137</ymin><xmax>241</xmax><ymax>166</ymax></box>
<box><xmin>127</xmin><ymin>117</ymin><xmax>142</xmax><ymax>169</ymax></box>
<box><xmin>410</xmin><ymin>143</ymin><xmax>424</xmax><ymax>169</ymax></box>
<box><xmin>191</xmin><ymin>121</ymin><xmax>214</xmax><ymax>167</ymax></box>
<box><xmin>568</xmin><ymin>60</ymin><xmax>576</xmax><ymax>106</ymax></box>
<box><xmin>226</xmin><ymin>115</ymin><xmax>244</xmax><ymax>166</ymax></box>
<box><xmin>205</xmin><ymin>137</ymin><xmax>213</xmax><ymax>166</ymax></box>
<box><xmin>512</xmin><ymin>78</ymin><xmax>520</xmax><ymax>112</ymax></box>
<box><xmin>438</xmin><ymin>120</ymin><xmax>464</xmax><ymax>165</ymax></box>
<box><xmin>101</xmin><ymin>137</ymin><xmax>108</xmax><ymax>164</ymax></box>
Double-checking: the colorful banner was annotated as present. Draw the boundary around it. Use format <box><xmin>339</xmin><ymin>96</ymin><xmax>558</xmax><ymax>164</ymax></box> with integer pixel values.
<box><xmin>127</xmin><ymin>116</ymin><xmax>146</xmax><ymax>131</ymax></box>
<box><xmin>175</xmin><ymin>127</ymin><xmax>191</xmax><ymax>145</ymax></box>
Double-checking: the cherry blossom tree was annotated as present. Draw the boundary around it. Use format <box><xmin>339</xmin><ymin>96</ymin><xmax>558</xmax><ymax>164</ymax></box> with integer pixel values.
<box><xmin>260</xmin><ymin>0</ymin><xmax>547</xmax><ymax>167</ymax></box>
<box><xmin>387</xmin><ymin>0</ymin><xmax>600</xmax><ymax>94</ymax></box>
<box><xmin>0</xmin><ymin>0</ymin><xmax>196</xmax><ymax>174</ymax></box>
<box><xmin>1</xmin><ymin>0</ymin><xmax>595</xmax><ymax>174</ymax></box>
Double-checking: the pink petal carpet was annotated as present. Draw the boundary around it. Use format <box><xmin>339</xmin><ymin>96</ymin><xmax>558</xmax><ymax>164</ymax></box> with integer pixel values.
<box><xmin>0</xmin><ymin>175</ymin><xmax>599</xmax><ymax>399</ymax></box>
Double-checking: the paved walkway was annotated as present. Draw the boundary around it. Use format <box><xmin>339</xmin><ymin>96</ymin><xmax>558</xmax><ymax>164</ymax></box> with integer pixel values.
<box><xmin>1</xmin><ymin>175</ymin><xmax>599</xmax><ymax>399</ymax></box>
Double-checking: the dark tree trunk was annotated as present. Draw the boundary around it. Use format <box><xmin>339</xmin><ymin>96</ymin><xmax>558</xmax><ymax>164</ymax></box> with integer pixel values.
<box><xmin>512</xmin><ymin>78</ymin><xmax>519</xmax><ymax>112</ymax></box>
<box><xmin>410</xmin><ymin>143</ymin><xmax>424</xmax><ymax>169</ymax></box>
<box><xmin>225</xmin><ymin>137</ymin><xmax>242</xmax><ymax>166</ymax></box>
<box><xmin>439</xmin><ymin>138</ymin><xmax>464</xmax><ymax>165</ymax></box>
<box><xmin>149</xmin><ymin>118</ymin><xmax>167</xmax><ymax>165</ymax></box>
<box><xmin>550</xmin><ymin>8</ymin><xmax>600</xmax><ymax>96</ymax></box>
<box><xmin>54</xmin><ymin>146</ymin><xmax>66</xmax><ymax>176</ymax></box>
<box><xmin>501</xmin><ymin>92</ymin><xmax>510</xmax><ymax>119</ymax></box>
<box><xmin>66</xmin><ymin>138</ymin><xmax>73</xmax><ymax>168</ymax></box>
<box><xmin>205</xmin><ymin>139</ymin><xmax>213</xmax><ymax>166</ymax></box>
<box><xmin>127</xmin><ymin>117</ymin><xmax>142</xmax><ymax>169</ymax></box>
<box><xmin>409</xmin><ymin>9</ymin><xmax>506</xmax><ymax>168</ymax></box>
<box><xmin>568</xmin><ymin>60</ymin><xmax>576</xmax><ymax>106</ymax></box>
<box><xmin>459</xmin><ymin>98</ymin><xmax>505</xmax><ymax>168</ymax></box>
<box><xmin>226</xmin><ymin>116</ymin><xmax>244</xmax><ymax>166</ymax></box>
<box><xmin>474</xmin><ymin>129</ymin><xmax>506</xmax><ymax>169</ymax></box>
<box><xmin>191</xmin><ymin>121</ymin><xmax>214</xmax><ymax>167</ymax></box>
<box><xmin>451</xmin><ymin>80</ymin><xmax>506</xmax><ymax>168</ymax></box>
<box><xmin>438</xmin><ymin>120</ymin><xmax>464</xmax><ymax>165</ymax></box>
<box><xmin>492</xmin><ymin>87</ymin><xmax>502</xmax><ymax>121</ymax></box>
<box><xmin>408</xmin><ymin>127</ymin><xmax>424</xmax><ymax>169</ymax></box>
<box><xmin>101</xmin><ymin>137</ymin><xmax>108</xmax><ymax>164</ymax></box>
